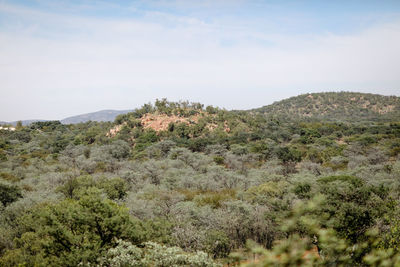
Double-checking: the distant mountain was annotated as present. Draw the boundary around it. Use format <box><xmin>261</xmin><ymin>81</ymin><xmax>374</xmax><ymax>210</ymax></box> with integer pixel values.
<box><xmin>252</xmin><ymin>92</ymin><xmax>400</xmax><ymax>121</ymax></box>
<box><xmin>60</xmin><ymin>109</ymin><xmax>132</xmax><ymax>124</ymax></box>
<box><xmin>0</xmin><ymin>110</ymin><xmax>132</xmax><ymax>126</ymax></box>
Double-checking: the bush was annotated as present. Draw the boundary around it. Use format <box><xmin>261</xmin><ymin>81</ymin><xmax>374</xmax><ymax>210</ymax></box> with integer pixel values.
<box><xmin>204</xmin><ymin>230</ymin><xmax>231</xmax><ymax>259</ymax></box>
<box><xmin>98</xmin><ymin>177</ymin><xmax>129</xmax><ymax>200</ymax></box>
<box><xmin>99</xmin><ymin>240</ymin><xmax>220</xmax><ymax>267</ymax></box>
<box><xmin>1</xmin><ymin>189</ymin><xmax>146</xmax><ymax>266</ymax></box>
<box><xmin>0</xmin><ymin>183</ymin><xmax>22</xmax><ymax>207</ymax></box>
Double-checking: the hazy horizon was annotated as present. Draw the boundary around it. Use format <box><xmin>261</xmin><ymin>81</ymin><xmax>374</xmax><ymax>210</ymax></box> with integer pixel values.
<box><xmin>1</xmin><ymin>0</ymin><xmax>400</xmax><ymax>121</ymax></box>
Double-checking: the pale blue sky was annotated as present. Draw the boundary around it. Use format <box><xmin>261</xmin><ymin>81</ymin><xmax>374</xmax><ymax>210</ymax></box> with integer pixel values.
<box><xmin>1</xmin><ymin>0</ymin><xmax>400</xmax><ymax>121</ymax></box>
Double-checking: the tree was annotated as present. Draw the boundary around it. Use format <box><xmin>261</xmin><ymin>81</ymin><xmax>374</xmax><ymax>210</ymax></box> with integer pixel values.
<box><xmin>1</xmin><ymin>189</ymin><xmax>146</xmax><ymax>266</ymax></box>
<box><xmin>0</xmin><ymin>183</ymin><xmax>22</xmax><ymax>207</ymax></box>
<box><xmin>16</xmin><ymin>121</ymin><xmax>23</xmax><ymax>130</ymax></box>
<box><xmin>240</xmin><ymin>197</ymin><xmax>400</xmax><ymax>267</ymax></box>
<box><xmin>204</xmin><ymin>230</ymin><xmax>231</xmax><ymax>259</ymax></box>
<box><xmin>276</xmin><ymin>146</ymin><xmax>302</xmax><ymax>175</ymax></box>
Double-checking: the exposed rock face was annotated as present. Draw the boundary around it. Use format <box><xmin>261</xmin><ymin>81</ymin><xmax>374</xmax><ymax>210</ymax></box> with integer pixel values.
<box><xmin>140</xmin><ymin>113</ymin><xmax>200</xmax><ymax>132</ymax></box>
<box><xmin>106</xmin><ymin>123</ymin><xmax>126</xmax><ymax>137</ymax></box>
<box><xmin>106</xmin><ymin>112</ymin><xmax>230</xmax><ymax>137</ymax></box>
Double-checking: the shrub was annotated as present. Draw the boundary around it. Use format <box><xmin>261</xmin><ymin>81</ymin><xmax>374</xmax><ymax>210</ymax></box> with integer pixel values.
<box><xmin>99</xmin><ymin>240</ymin><xmax>220</xmax><ymax>267</ymax></box>
<box><xmin>0</xmin><ymin>183</ymin><xmax>22</xmax><ymax>207</ymax></box>
<box><xmin>1</xmin><ymin>190</ymin><xmax>146</xmax><ymax>266</ymax></box>
<box><xmin>204</xmin><ymin>230</ymin><xmax>231</xmax><ymax>259</ymax></box>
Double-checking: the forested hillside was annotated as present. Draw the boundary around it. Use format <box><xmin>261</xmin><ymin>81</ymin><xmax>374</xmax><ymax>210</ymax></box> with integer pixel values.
<box><xmin>253</xmin><ymin>92</ymin><xmax>400</xmax><ymax>122</ymax></box>
<box><xmin>1</xmin><ymin>95</ymin><xmax>400</xmax><ymax>266</ymax></box>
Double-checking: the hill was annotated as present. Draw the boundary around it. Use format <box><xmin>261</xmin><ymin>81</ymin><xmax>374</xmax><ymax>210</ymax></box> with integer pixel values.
<box><xmin>1</xmin><ymin>96</ymin><xmax>400</xmax><ymax>266</ymax></box>
<box><xmin>61</xmin><ymin>109</ymin><xmax>132</xmax><ymax>124</ymax></box>
<box><xmin>252</xmin><ymin>92</ymin><xmax>400</xmax><ymax>121</ymax></box>
<box><xmin>2</xmin><ymin>92</ymin><xmax>400</xmax><ymax>126</ymax></box>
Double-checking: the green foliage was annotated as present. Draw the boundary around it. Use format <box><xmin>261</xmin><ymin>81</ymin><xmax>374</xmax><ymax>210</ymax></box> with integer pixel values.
<box><xmin>300</xmin><ymin>128</ymin><xmax>321</xmax><ymax>144</ymax></box>
<box><xmin>30</xmin><ymin>121</ymin><xmax>63</xmax><ymax>131</ymax></box>
<box><xmin>204</xmin><ymin>230</ymin><xmax>231</xmax><ymax>259</ymax></box>
<box><xmin>293</xmin><ymin>182</ymin><xmax>312</xmax><ymax>199</ymax></box>
<box><xmin>240</xmin><ymin>197</ymin><xmax>400</xmax><ymax>267</ymax></box>
<box><xmin>213</xmin><ymin>155</ymin><xmax>225</xmax><ymax>165</ymax></box>
<box><xmin>194</xmin><ymin>190</ymin><xmax>236</xmax><ymax>209</ymax></box>
<box><xmin>1</xmin><ymin>96</ymin><xmax>400</xmax><ymax>265</ymax></box>
<box><xmin>10</xmin><ymin>130</ymin><xmax>32</xmax><ymax>143</ymax></box>
<box><xmin>108</xmin><ymin>140</ymin><xmax>131</xmax><ymax>159</ymax></box>
<box><xmin>317</xmin><ymin>175</ymin><xmax>364</xmax><ymax>187</ymax></box>
<box><xmin>245</xmin><ymin>181</ymin><xmax>287</xmax><ymax>203</ymax></box>
<box><xmin>0</xmin><ymin>183</ymin><xmax>22</xmax><ymax>206</ymax></box>
<box><xmin>356</xmin><ymin>134</ymin><xmax>379</xmax><ymax>146</ymax></box>
<box><xmin>276</xmin><ymin>146</ymin><xmax>302</xmax><ymax>163</ymax></box>
<box><xmin>98</xmin><ymin>177</ymin><xmax>129</xmax><ymax>200</ymax></box>
<box><xmin>134</xmin><ymin>129</ymin><xmax>159</xmax><ymax>151</ymax></box>
<box><xmin>57</xmin><ymin>175</ymin><xmax>128</xmax><ymax>200</ymax></box>
<box><xmin>56</xmin><ymin>175</ymin><xmax>96</xmax><ymax>199</ymax></box>
<box><xmin>380</xmin><ymin>213</ymin><xmax>400</xmax><ymax>253</ymax></box>
<box><xmin>99</xmin><ymin>240</ymin><xmax>220</xmax><ymax>267</ymax></box>
<box><xmin>99</xmin><ymin>239</ymin><xmax>143</xmax><ymax>266</ymax></box>
<box><xmin>0</xmin><ymin>149</ymin><xmax>7</xmax><ymax>161</ymax></box>
<box><xmin>1</xmin><ymin>190</ymin><xmax>146</xmax><ymax>266</ymax></box>
<box><xmin>317</xmin><ymin>175</ymin><xmax>381</xmax><ymax>244</ymax></box>
<box><xmin>253</xmin><ymin>92</ymin><xmax>400</xmax><ymax>122</ymax></box>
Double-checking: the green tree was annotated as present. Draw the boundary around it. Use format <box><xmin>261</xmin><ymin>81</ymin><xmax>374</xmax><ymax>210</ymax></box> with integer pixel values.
<box><xmin>1</xmin><ymin>189</ymin><xmax>146</xmax><ymax>266</ymax></box>
<box><xmin>0</xmin><ymin>183</ymin><xmax>22</xmax><ymax>207</ymax></box>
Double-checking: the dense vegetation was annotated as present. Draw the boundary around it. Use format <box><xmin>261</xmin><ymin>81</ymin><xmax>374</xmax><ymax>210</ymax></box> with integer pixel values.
<box><xmin>253</xmin><ymin>92</ymin><xmax>400</xmax><ymax>122</ymax></box>
<box><xmin>1</xmin><ymin>94</ymin><xmax>400</xmax><ymax>266</ymax></box>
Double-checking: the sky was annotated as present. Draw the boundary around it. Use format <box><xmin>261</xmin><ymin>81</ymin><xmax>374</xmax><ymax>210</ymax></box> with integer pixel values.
<box><xmin>1</xmin><ymin>0</ymin><xmax>400</xmax><ymax>121</ymax></box>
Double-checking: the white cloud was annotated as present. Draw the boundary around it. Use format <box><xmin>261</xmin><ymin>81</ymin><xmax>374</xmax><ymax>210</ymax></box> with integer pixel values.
<box><xmin>0</xmin><ymin>2</ymin><xmax>399</xmax><ymax>120</ymax></box>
